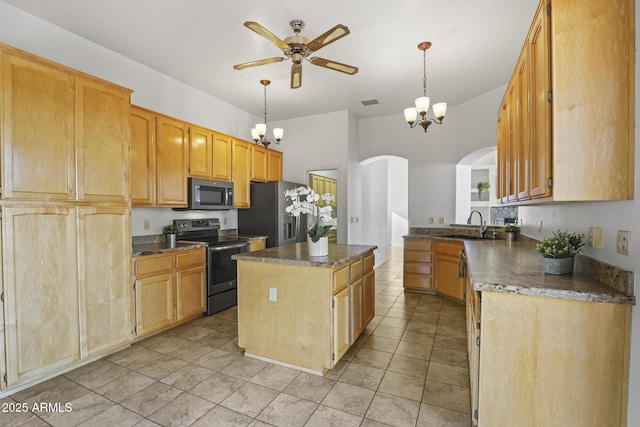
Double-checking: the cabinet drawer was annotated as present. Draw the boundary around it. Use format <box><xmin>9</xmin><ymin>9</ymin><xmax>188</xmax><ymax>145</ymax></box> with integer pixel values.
<box><xmin>404</xmin><ymin>251</ymin><xmax>432</xmax><ymax>263</ymax></box>
<box><xmin>135</xmin><ymin>255</ymin><xmax>173</xmax><ymax>277</ymax></box>
<box><xmin>176</xmin><ymin>249</ymin><xmax>206</xmax><ymax>269</ymax></box>
<box><xmin>364</xmin><ymin>253</ymin><xmax>375</xmax><ymax>271</ymax></box>
<box><xmin>404</xmin><ymin>263</ymin><xmax>432</xmax><ymax>275</ymax></box>
<box><xmin>333</xmin><ymin>265</ymin><xmax>350</xmax><ymax>293</ymax></box>
<box><xmin>435</xmin><ymin>241</ymin><xmax>464</xmax><ymax>257</ymax></box>
<box><xmin>404</xmin><ymin>239</ymin><xmax>432</xmax><ymax>251</ymax></box>
<box><xmin>350</xmin><ymin>258</ymin><xmax>363</xmax><ymax>280</ymax></box>
<box><xmin>403</xmin><ymin>273</ymin><xmax>432</xmax><ymax>289</ymax></box>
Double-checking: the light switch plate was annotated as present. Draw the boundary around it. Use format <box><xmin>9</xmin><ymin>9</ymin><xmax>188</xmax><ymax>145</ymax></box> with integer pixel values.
<box><xmin>592</xmin><ymin>227</ymin><xmax>603</xmax><ymax>249</ymax></box>
<box><xmin>616</xmin><ymin>230</ymin><xmax>630</xmax><ymax>256</ymax></box>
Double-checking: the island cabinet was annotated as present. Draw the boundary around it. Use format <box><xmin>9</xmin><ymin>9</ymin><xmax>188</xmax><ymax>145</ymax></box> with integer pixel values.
<box><xmin>132</xmin><ymin>248</ymin><xmax>206</xmax><ymax>339</ymax></box>
<box><xmin>403</xmin><ymin>237</ymin><xmax>433</xmax><ymax>292</ymax></box>
<box><xmin>433</xmin><ymin>240</ymin><xmax>465</xmax><ymax>302</ymax></box>
<box><xmin>236</xmin><ymin>244</ymin><xmax>375</xmax><ymax>374</ymax></box>
<box><xmin>497</xmin><ymin>0</ymin><xmax>635</xmax><ymax>204</ymax></box>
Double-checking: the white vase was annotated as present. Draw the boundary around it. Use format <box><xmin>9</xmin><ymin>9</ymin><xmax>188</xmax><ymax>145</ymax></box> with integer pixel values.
<box><xmin>307</xmin><ymin>236</ymin><xmax>329</xmax><ymax>256</ymax></box>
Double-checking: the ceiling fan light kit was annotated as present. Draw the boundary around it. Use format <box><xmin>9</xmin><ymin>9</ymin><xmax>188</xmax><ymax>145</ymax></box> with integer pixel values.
<box><xmin>404</xmin><ymin>41</ymin><xmax>447</xmax><ymax>133</ymax></box>
<box><xmin>251</xmin><ymin>79</ymin><xmax>283</xmax><ymax>148</ymax></box>
<box><xmin>234</xmin><ymin>19</ymin><xmax>358</xmax><ymax>89</ymax></box>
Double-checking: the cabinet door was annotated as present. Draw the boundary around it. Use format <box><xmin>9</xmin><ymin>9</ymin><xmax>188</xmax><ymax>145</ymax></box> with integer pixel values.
<box><xmin>189</xmin><ymin>126</ymin><xmax>213</xmax><ymax>179</ymax></box>
<box><xmin>434</xmin><ymin>255</ymin><xmax>465</xmax><ymax>302</ymax></box>
<box><xmin>156</xmin><ymin>116</ymin><xmax>188</xmax><ymax>206</ymax></box>
<box><xmin>528</xmin><ymin>0</ymin><xmax>552</xmax><ymax>199</ymax></box>
<box><xmin>130</xmin><ymin>106</ymin><xmax>157</xmax><ymax>205</ymax></box>
<box><xmin>505</xmin><ymin>81</ymin><xmax>518</xmax><ymax>203</ymax></box>
<box><xmin>76</xmin><ymin>78</ymin><xmax>130</xmax><ymax>202</ymax></box>
<box><xmin>363</xmin><ymin>269</ymin><xmax>375</xmax><ymax>326</ymax></box>
<box><xmin>134</xmin><ymin>273</ymin><xmax>174</xmax><ymax>338</ymax></box>
<box><xmin>250</xmin><ymin>144</ymin><xmax>268</xmax><ymax>182</ymax></box>
<box><xmin>176</xmin><ymin>266</ymin><xmax>206</xmax><ymax>321</ymax></box>
<box><xmin>515</xmin><ymin>53</ymin><xmax>530</xmax><ymax>201</ymax></box>
<box><xmin>3</xmin><ymin>206</ymin><xmax>79</xmax><ymax>387</ymax></box>
<box><xmin>349</xmin><ymin>278</ymin><xmax>364</xmax><ymax>344</ymax></box>
<box><xmin>0</xmin><ymin>222</ymin><xmax>5</xmax><ymax>391</ymax></box>
<box><xmin>2</xmin><ymin>52</ymin><xmax>76</xmax><ymax>201</ymax></box>
<box><xmin>267</xmin><ymin>149</ymin><xmax>283</xmax><ymax>181</ymax></box>
<box><xmin>77</xmin><ymin>206</ymin><xmax>132</xmax><ymax>358</ymax></box>
<box><xmin>232</xmin><ymin>139</ymin><xmax>251</xmax><ymax>208</ymax></box>
<box><xmin>212</xmin><ymin>132</ymin><xmax>232</xmax><ymax>181</ymax></box>
<box><xmin>332</xmin><ymin>287</ymin><xmax>350</xmax><ymax>365</ymax></box>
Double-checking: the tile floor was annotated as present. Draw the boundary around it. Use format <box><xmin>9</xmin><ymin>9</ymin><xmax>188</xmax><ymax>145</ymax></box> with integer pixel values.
<box><xmin>1</xmin><ymin>246</ymin><xmax>471</xmax><ymax>427</ymax></box>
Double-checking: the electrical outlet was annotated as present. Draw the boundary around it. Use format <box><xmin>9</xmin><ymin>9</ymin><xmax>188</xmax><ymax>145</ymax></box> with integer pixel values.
<box><xmin>538</xmin><ymin>220</ymin><xmax>543</xmax><ymax>233</ymax></box>
<box><xmin>143</xmin><ymin>219</ymin><xmax>150</xmax><ymax>230</ymax></box>
<box><xmin>616</xmin><ymin>230</ymin><xmax>630</xmax><ymax>256</ymax></box>
<box><xmin>223</xmin><ymin>217</ymin><xmax>227</xmax><ymax>226</ymax></box>
<box><xmin>588</xmin><ymin>227</ymin><xmax>594</xmax><ymax>246</ymax></box>
<box><xmin>429</xmin><ymin>217</ymin><xmax>435</xmax><ymax>224</ymax></box>
<box><xmin>592</xmin><ymin>227</ymin><xmax>603</xmax><ymax>249</ymax></box>
<box><xmin>439</xmin><ymin>216</ymin><xmax>446</xmax><ymax>224</ymax></box>
<box><xmin>268</xmin><ymin>287</ymin><xmax>277</xmax><ymax>302</ymax></box>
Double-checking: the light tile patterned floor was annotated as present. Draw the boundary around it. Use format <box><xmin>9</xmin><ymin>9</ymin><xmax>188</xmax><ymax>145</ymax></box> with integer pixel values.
<box><xmin>0</xmin><ymin>246</ymin><xmax>471</xmax><ymax>427</ymax></box>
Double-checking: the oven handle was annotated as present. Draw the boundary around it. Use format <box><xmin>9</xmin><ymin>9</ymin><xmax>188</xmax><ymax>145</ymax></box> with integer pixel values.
<box><xmin>208</xmin><ymin>242</ymin><xmax>249</xmax><ymax>252</ymax></box>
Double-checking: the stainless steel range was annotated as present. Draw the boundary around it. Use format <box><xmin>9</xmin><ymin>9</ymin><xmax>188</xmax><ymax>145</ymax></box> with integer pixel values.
<box><xmin>174</xmin><ymin>218</ymin><xmax>249</xmax><ymax>315</ymax></box>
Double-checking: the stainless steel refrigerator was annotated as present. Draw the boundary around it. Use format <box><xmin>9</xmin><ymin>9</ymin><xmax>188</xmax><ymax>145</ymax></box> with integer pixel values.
<box><xmin>238</xmin><ymin>181</ymin><xmax>307</xmax><ymax>248</ymax></box>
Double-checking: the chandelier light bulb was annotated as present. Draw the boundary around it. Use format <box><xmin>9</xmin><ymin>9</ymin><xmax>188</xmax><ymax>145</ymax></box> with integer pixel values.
<box><xmin>251</xmin><ymin>128</ymin><xmax>260</xmax><ymax>142</ymax></box>
<box><xmin>404</xmin><ymin>108</ymin><xmax>418</xmax><ymax>124</ymax></box>
<box><xmin>273</xmin><ymin>127</ymin><xmax>284</xmax><ymax>142</ymax></box>
<box><xmin>255</xmin><ymin>123</ymin><xmax>267</xmax><ymax>137</ymax></box>
<box><xmin>415</xmin><ymin>96</ymin><xmax>430</xmax><ymax>114</ymax></box>
<box><xmin>433</xmin><ymin>102</ymin><xmax>447</xmax><ymax>120</ymax></box>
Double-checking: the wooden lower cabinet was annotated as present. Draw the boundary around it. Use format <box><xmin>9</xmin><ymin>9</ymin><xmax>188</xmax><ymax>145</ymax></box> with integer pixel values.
<box><xmin>247</xmin><ymin>237</ymin><xmax>267</xmax><ymax>252</ymax></box>
<box><xmin>468</xmin><ymin>289</ymin><xmax>631</xmax><ymax>425</ymax></box>
<box><xmin>237</xmin><ymin>249</ymin><xmax>374</xmax><ymax>374</ymax></box>
<box><xmin>433</xmin><ymin>240</ymin><xmax>465</xmax><ymax>302</ymax></box>
<box><xmin>2</xmin><ymin>206</ymin><xmax>79</xmax><ymax>387</ymax></box>
<box><xmin>77</xmin><ymin>206</ymin><xmax>132</xmax><ymax>358</ymax></box>
<box><xmin>133</xmin><ymin>248</ymin><xmax>206</xmax><ymax>339</ymax></box>
<box><xmin>403</xmin><ymin>237</ymin><xmax>433</xmax><ymax>291</ymax></box>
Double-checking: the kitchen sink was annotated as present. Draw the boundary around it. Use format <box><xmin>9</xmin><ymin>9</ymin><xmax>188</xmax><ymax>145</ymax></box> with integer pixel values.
<box><xmin>438</xmin><ymin>234</ymin><xmax>501</xmax><ymax>240</ymax></box>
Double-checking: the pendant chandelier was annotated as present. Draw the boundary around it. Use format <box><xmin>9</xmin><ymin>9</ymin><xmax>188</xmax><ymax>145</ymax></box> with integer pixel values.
<box><xmin>251</xmin><ymin>79</ymin><xmax>283</xmax><ymax>148</ymax></box>
<box><xmin>404</xmin><ymin>41</ymin><xmax>447</xmax><ymax>132</ymax></box>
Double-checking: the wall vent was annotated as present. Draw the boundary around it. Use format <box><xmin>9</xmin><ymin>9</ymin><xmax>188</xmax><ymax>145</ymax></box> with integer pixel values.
<box><xmin>360</xmin><ymin>98</ymin><xmax>380</xmax><ymax>106</ymax></box>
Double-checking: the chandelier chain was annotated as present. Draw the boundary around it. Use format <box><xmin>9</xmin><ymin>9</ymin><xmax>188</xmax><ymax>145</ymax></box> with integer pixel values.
<box><xmin>422</xmin><ymin>48</ymin><xmax>427</xmax><ymax>97</ymax></box>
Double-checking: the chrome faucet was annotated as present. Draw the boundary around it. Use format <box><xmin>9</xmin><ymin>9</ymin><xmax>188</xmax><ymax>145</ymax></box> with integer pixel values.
<box><xmin>467</xmin><ymin>210</ymin><xmax>487</xmax><ymax>238</ymax></box>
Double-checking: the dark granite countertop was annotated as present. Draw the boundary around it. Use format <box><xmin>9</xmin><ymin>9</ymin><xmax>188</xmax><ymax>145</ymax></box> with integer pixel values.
<box><xmin>232</xmin><ymin>243</ymin><xmax>377</xmax><ymax>268</ymax></box>
<box><xmin>464</xmin><ymin>238</ymin><xmax>635</xmax><ymax>305</ymax></box>
<box><xmin>132</xmin><ymin>241</ymin><xmax>207</xmax><ymax>257</ymax></box>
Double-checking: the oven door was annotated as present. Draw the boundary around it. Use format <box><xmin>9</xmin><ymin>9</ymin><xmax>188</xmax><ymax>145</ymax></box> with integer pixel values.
<box><xmin>207</xmin><ymin>242</ymin><xmax>249</xmax><ymax>287</ymax></box>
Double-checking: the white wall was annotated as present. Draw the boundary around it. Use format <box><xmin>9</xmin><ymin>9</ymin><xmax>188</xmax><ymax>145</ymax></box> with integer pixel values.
<box><xmin>387</xmin><ymin>157</ymin><xmax>409</xmax><ymax>246</ymax></box>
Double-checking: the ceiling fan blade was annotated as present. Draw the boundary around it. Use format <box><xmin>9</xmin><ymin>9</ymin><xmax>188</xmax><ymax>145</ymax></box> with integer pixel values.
<box><xmin>310</xmin><ymin>57</ymin><xmax>359</xmax><ymax>75</ymax></box>
<box><xmin>244</xmin><ymin>21</ymin><xmax>290</xmax><ymax>50</ymax></box>
<box><xmin>233</xmin><ymin>57</ymin><xmax>285</xmax><ymax>70</ymax></box>
<box><xmin>306</xmin><ymin>24</ymin><xmax>350</xmax><ymax>52</ymax></box>
<box><xmin>291</xmin><ymin>63</ymin><xmax>302</xmax><ymax>89</ymax></box>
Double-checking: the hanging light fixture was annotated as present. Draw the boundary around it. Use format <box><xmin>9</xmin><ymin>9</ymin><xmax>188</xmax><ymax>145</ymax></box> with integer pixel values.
<box><xmin>251</xmin><ymin>79</ymin><xmax>283</xmax><ymax>148</ymax></box>
<box><xmin>404</xmin><ymin>41</ymin><xmax>447</xmax><ymax>132</ymax></box>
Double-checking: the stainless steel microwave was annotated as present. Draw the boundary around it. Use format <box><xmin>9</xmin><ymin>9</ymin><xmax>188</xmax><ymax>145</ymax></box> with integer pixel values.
<box><xmin>186</xmin><ymin>178</ymin><xmax>234</xmax><ymax>210</ymax></box>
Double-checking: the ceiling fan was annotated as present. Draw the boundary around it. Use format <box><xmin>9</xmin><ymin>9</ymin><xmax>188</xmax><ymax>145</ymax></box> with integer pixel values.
<box><xmin>233</xmin><ymin>19</ymin><xmax>358</xmax><ymax>89</ymax></box>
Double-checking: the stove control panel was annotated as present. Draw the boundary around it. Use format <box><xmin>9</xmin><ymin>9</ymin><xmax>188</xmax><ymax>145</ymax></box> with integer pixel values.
<box><xmin>173</xmin><ymin>218</ymin><xmax>221</xmax><ymax>231</ymax></box>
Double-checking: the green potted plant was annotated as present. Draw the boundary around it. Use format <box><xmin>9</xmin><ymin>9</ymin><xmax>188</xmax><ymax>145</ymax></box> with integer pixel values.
<box><xmin>503</xmin><ymin>221</ymin><xmax>520</xmax><ymax>243</ymax></box>
<box><xmin>163</xmin><ymin>224</ymin><xmax>179</xmax><ymax>248</ymax></box>
<box><xmin>536</xmin><ymin>230</ymin><xmax>584</xmax><ymax>275</ymax></box>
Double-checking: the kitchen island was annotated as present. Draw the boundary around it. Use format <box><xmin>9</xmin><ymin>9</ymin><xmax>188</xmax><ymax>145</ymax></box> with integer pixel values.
<box><xmin>233</xmin><ymin>243</ymin><xmax>376</xmax><ymax>375</ymax></box>
<box><xmin>463</xmin><ymin>237</ymin><xmax>634</xmax><ymax>426</ymax></box>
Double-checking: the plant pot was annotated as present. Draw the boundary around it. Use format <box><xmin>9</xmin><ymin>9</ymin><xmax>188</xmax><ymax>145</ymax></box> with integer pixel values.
<box><xmin>505</xmin><ymin>231</ymin><xmax>518</xmax><ymax>244</ymax></box>
<box><xmin>307</xmin><ymin>236</ymin><xmax>328</xmax><ymax>257</ymax></box>
<box><xmin>543</xmin><ymin>257</ymin><xmax>574</xmax><ymax>275</ymax></box>
<box><xmin>166</xmin><ymin>233</ymin><xmax>176</xmax><ymax>248</ymax></box>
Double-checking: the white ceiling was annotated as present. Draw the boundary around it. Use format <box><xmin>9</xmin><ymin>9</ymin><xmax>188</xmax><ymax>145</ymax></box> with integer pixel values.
<box><xmin>3</xmin><ymin>0</ymin><xmax>539</xmax><ymax>121</ymax></box>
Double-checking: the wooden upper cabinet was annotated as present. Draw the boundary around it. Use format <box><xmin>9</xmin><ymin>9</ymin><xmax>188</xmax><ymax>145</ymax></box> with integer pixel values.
<box><xmin>213</xmin><ymin>132</ymin><xmax>232</xmax><ymax>181</ymax></box>
<box><xmin>130</xmin><ymin>106</ymin><xmax>157</xmax><ymax>205</ymax></box>
<box><xmin>497</xmin><ymin>0</ymin><xmax>634</xmax><ymax>204</ymax></box>
<box><xmin>189</xmin><ymin>125</ymin><xmax>213</xmax><ymax>179</ymax></box>
<box><xmin>528</xmin><ymin>1</ymin><xmax>552</xmax><ymax>199</ymax></box>
<box><xmin>250</xmin><ymin>144</ymin><xmax>268</xmax><ymax>182</ymax></box>
<box><xmin>156</xmin><ymin>116</ymin><xmax>188</xmax><ymax>207</ymax></box>
<box><xmin>267</xmin><ymin>149</ymin><xmax>283</xmax><ymax>181</ymax></box>
<box><xmin>1</xmin><ymin>51</ymin><xmax>76</xmax><ymax>201</ymax></box>
<box><xmin>76</xmin><ymin>77</ymin><xmax>131</xmax><ymax>202</ymax></box>
<box><xmin>232</xmin><ymin>139</ymin><xmax>251</xmax><ymax>208</ymax></box>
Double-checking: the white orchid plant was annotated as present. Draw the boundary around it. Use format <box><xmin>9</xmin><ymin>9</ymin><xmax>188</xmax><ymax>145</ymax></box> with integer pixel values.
<box><xmin>284</xmin><ymin>186</ymin><xmax>334</xmax><ymax>242</ymax></box>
